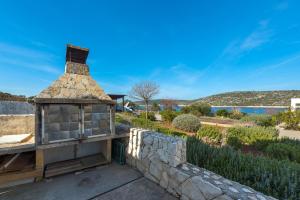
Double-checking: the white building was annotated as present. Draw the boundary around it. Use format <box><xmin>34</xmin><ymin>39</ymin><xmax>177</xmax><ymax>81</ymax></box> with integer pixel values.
<box><xmin>291</xmin><ymin>98</ymin><xmax>300</xmax><ymax>111</ymax></box>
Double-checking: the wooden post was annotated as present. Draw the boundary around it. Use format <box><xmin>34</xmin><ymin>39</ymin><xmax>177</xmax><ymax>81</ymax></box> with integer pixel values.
<box><xmin>41</xmin><ymin>105</ymin><xmax>48</xmax><ymax>144</ymax></box>
<box><xmin>110</xmin><ymin>105</ymin><xmax>115</xmax><ymax>135</ymax></box>
<box><xmin>106</xmin><ymin>139</ymin><xmax>112</xmax><ymax>163</ymax></box>
<box><xmin>35</xmin><ymin>149</ymin><xmax>45</xmax><ymax>180</ymax></box>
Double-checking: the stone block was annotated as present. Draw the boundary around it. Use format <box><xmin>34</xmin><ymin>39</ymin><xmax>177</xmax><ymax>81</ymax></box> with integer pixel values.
<box><xmin>47</xmin><ymin>114</ymin><xmax>62</xmax><ymax>123</ymax></box>
<box><xmin>59</xmin><ymin>131</ymin><xmax>71</xmax><ymax>139</ymax></box>
<box><xmin>84</xmin><ymin>113</ymin><xmax>92</xmax><ymax>121</ymax></box>
<box><xmin>149</xmin><ymin>160</ymin><xmax>163</xmax><ymax>180</ymax></box>
<box><xmin>84</xmin><ymin>121</ymin><xmax>92</xmax><ymax>129</ymax></box>
<box><xmin>84</xmin><ymin>128</ymin><xmax>92</xmax><ymax>136</ymax></box>
<box><xmin>190</xmin><ymin>176</ymin><xmax>222</xmax><ymax>200</ymax></box>
<box><xmin>46</xmin><ymin>123</ymin><xmax>60</xmax><ymax>132</ymax></box>
<box><xmin>181</xmin><ymin>178</ymin><xmax>206</xmax><ymax>200</ymax></box>
<box><xmin>71</xmin><ymin>113</ymin><xmax>79</xmax><ymax>122</ymax></box>
<box><xmin>60</xmin><ymin>123</ymin><xmax>70</xmax><ymax>131</ymax></box>
<box><xmin>69</xmin><ymin>122</ymin><xmax>79</xmax><ymax>131</ymax></box>
<box><xmin>92</xmin><ymin>104</ymin><xmax>107</xmax><ymax>113</ymax></box>
<box><xmin>159</xmin><ymin>171</ymin><xmax>169</xmax><ymax>189</ymax></box>
<box><xmin>70</xmin><ymin>130</ymin><xmax>79</xmax><ymax>138</ymax></box>
<box><xmin>47</xmin><ymin>105</ymin><xmax>61</xmax><ymax>115</ymax></box>
<box><xmin>84</xmin><ymin>105</ymin><xmax>92</xmax><ymax>113</ymax></box>
<box><xmin>213</xmin><ymin>195</ymin><xmax>233</xmax><ymax>200</ymax></box>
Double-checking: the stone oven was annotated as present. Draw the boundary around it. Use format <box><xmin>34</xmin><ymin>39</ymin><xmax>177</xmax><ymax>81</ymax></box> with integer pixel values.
<box><xmin>34</xmin><ymin>44</ymin><xmax>116</xmax><ymax>177</ymax></box>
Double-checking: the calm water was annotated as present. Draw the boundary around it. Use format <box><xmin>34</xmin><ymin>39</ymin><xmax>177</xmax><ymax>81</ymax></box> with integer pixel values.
<box><xmin>211</xmin><ymin>107</ymin><xmax>287</xmax><ymax>114</ymax></box>
<box><xmin>137</xmin><ymin>105</ymin><xmax>288</xmax><ymax>114</ymax></box>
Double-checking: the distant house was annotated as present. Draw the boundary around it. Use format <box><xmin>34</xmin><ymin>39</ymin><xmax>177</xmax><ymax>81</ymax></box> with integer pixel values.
<box><xmin>291</xmin><ymin>98</ymin><xmax>300</xmax><ymax>111</ymax></box>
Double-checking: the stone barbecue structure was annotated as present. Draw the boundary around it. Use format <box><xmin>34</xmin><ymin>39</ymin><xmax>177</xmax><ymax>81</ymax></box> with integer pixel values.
<box><xmin>127</xmin><ymin>128</ymin><xmax>277</xmax><ymax>200</ymax></box>
<box><xmin>33</xmin><ymin>44</ymin><xmax>116</xmax><ymax>177</ymax></box>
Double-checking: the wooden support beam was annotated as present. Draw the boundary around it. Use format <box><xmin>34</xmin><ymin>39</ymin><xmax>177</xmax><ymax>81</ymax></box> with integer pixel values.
<box><xmin>106</xmin><ymin>139</ymin><xmax>112</xmax><ymax>163</ymax></box>
<box><xmin>0</xmin><ymin>169</ymin><xmax>42</xmax><ymax>185</ymax></box>
<box><xmin>35</xmin><ymin>149</ymin><xmax>45</xmax><ymax>180</ymax></box>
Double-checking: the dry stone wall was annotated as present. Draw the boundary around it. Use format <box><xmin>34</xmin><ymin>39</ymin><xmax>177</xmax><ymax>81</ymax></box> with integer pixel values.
<box><xmin>126</xmin><ymin>128</ymin><xmax>277</xmax><ymax>200</ymax></box>
<box><xmin>0</xmin><ymin>115</ymin><xmax>34</xmax><ymax>136</ymax></box>
<box><xmin>0</xmin><ymin>101</ymin><xmax>34</xmax><ymax>115</ymax></box>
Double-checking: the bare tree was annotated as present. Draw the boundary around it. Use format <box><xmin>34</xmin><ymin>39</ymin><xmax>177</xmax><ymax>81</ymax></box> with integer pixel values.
<box><xmin>130</xmin><ymin>81</ymin><xmax>159</xmax><ymax>120</ymax></box>
<box><xmin>161</xmin><ymin>98</ymin><xmax>177</xmax><ymax>111</ymax></box>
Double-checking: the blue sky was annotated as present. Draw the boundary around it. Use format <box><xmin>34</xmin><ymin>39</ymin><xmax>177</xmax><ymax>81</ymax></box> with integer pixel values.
<box><xmin>0</xmin><ymin>0</ymin><xmax>300</xmax><ymax>100</ymax></box>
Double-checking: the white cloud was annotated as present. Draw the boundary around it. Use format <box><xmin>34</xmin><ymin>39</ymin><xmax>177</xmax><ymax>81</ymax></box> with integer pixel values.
<box><xmin>0</xmin><ymin>42</ymin><xmax>60</xmax><ymax>74</ymax></box>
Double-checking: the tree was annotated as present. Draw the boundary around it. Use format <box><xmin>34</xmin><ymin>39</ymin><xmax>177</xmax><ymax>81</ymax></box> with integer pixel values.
<box><xmin>152</xmin><ymin>102</ymin><xmax>160</xmax><ymax>112</ymax></box>
<box><xmin>129</xmin><ymin>81</ymin><xmax>159</xmax><ymax>120</ymax></box>
<box><xmin>161</xmin><ymin>99</ymin><xmax>177</xmax><ymax>111</ymax></box>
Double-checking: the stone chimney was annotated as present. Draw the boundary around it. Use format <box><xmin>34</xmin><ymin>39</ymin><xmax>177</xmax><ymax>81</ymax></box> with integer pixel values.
<box><xmin>65</xmin><ymin>44</ymin><xmax>90</xmax><ymax>76</ymax></box>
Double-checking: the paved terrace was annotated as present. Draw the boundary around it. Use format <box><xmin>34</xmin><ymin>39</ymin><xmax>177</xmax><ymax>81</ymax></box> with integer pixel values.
<box><xmin>0</xmin><ymin>163</ymin><xmax>176</xmax><ymax>200</ymax></box>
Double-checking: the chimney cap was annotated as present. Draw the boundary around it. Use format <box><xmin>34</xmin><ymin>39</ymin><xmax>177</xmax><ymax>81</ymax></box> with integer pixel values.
<box><xmin>66</xmin><ymin>44</ymin><xmax>89</xmax><ymax>64</ymax></box>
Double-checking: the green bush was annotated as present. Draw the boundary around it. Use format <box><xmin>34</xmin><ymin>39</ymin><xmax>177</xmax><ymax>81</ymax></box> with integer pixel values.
<box><xmin>226</xmin><ymin>126</ymin><xmax>278</xmax><ymax>150</ymax></box>
<box><xmin>115</xmin><ymin>115</ymin><xmax>131</xmax><ymax>125</ymax></box>
<box><xmin>228</xmin><ymin>109</ymin><xmax>246</xmax><ymax>120</ymax></box>
<box><xmin>187</xmin><ymin>137</ymin><xmax>300</xmax><ymax>199</ymax></box>
<box><xmin>215</xmin><ymin>109</ymin><xmax>230</xmax><ymax>117</ymax></box>
<box><xmin>156</xmin><ymin>126</ymin><xmax>186</xmax><ymax>138</ymax></box>
<box><xmin>181</xmin><ymin>103</ymin><xmax>211</xmax><ymax>117</ymax></box>
<box><xmin>160</xmin><ymin>110</ymin><xmax>179</xmax><ymax>123</ymax></box>
<box><xmin>139</xmin><ymin>111</ymin><xmax>156</xmax><ymax>121</ymax></box>
<box><xmin>240</xmin><ymin>114</ymin><xmax>275</xmax><ymax>127</ymax></box>
<box><xmin>264</xmin><ymin>138</ymin><xmax>300</xmax><ymax>163</ymax></box>
<box><xmin>172</xmin><ymin>114</ymin><xmax>201</xmax><ymax>132</ymax></box>
<box><xmin>226</xmin><ymin>136</ymin><xmax>243</xmax><ymax>150</ymax></box>
<box><xmin>282</xmin><ymin>110</ymin><xmax>300</xmax><ymax>130</ymax></box>
<box><xmin>197</xmin><ymin>126</ymin><xmax>223</xmax><ymax>144</ymax></box>
<box><xmin>131</xmin><ymin>118</ymin><xmax>156</xmax><ymax>129</ymax></box>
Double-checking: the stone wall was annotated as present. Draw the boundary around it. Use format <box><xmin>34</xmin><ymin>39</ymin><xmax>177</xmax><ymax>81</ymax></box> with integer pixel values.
<box><xmin>43</xmin><ymin>104</ymin><xmax>111</xmax><ymax>142</ymax></box>
<box><xmin>126</xmin><ymin>128</ymin><xmax>276</xmax><ymax>200</ymax></box>
<box><xmin>0</xmin><ymin>115</ymin><xmax>34</xmax><ymax>136</ymax></box>
<box><xmin>0</xmin><ymin>101</ymin><xmax>34</xmax><ymax>115</ymax></box>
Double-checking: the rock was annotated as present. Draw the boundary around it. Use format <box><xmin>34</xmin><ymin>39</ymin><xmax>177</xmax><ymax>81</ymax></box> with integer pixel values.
<box><xmin>149</xmin><ymin>160</ymin><xmax>162</xmax><ymax>180</ymax></box>
<box><xmin>228</xmin><ymin>187</ymin><xmax>239</xmax><ymax>193</ymax></box>
<box><xmin>256</xmin><ymin>194</ymin><xmax>267</xmax><ymax>200</ymax></box>
<box><xmin>242</xmin><ymin>188</ymin><xmax>253</xmax><ymax>193</ymax></box>
<box><xmin>181</xmin><ymin>178</ymin><xmax>206</xmax><ymax>200</ymax></box>
<box><xmin>143</xmin><ymin>135</ymin><xmax>153</xmax><ymax>145</ymax></box>
<box><xmin>191</xmin><ymin>176</ymin><xmax>223</xmax><ymax>200</ymax></box>
<box><xmin>159</xmin><ymin>171</ymin><xmax>169</xmax><ymax>189</ymax></box>
<box><xmin>213</xmin><ymin>195</ymin><xmax>233</xmax><ymax>200</ymax></box>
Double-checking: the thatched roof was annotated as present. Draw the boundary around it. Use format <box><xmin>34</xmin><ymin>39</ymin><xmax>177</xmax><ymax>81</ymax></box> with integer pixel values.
<box><xmin>35</xmin><ymin>45</ymin><xmax>114</xmax><ymax>104</ymax></box>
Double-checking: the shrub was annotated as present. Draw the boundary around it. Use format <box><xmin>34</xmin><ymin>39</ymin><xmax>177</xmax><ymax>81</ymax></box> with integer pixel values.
<box><xmin>115</xmin><ymin>115</ymin><xmax>131</xmax><ymax>125</ymax></box>
<box><xmin>215</xmin><ymin>109</ymin><xmax>230</xmax><ymax>117</ymax></box>
<box><xmin>226</xmin><ymin>126</ymin><xmax>278</xmax><ymax>150</ymax></box>
<box><xmin>197</xmin><ymin>126</ymin><xmax>223</xmax><ymax>144</ymax></box>
<box><xmin>226</xmin><ymin>136</ymin><xmax>243</xmax><ymax>150</ymax></box>
<box><xmin>187</xmin><ymin>137</ymin><xmax>300</xmax><ymax>199</ymax></box>
<box><xmin>181</xmin><ymin>103</ymin><xmax>211</xmax><ymax>117</ymax></box>
<box><xmin>139</xmin><ymin>111</ymin><xmax>156</xmax><ymax>121</ymax></box>
<box><xmin>131</xmin><ymin>118</ymin><xmax>156</xmax><ymax>129</ymax></box>
<box><xmin>228</xmin><ymin>109</ymin><xmax>245</xmax><ymax>120</ymax></box>
<box><xmin>281</xmin><ymin>110</ymin><xmax>300</xmax><ymax>130</ymax></box>
<box><xmin>240</xmin><ymin>114</ymin><xmax>275</xmax><ymax>127</ymax></box>
<box><xmin>156</xmin><ymin>126</ymin><xmax>186</xmax><ymax>138</ymax></box>
<box><xmin>160</xmin><ymin>110</ymin><xmax>179</xmax><ymax>123</ymax></box>
<box><xmin>264</xmin><ymin>138</ymin><xmax>300</xmax><ymax>163</ymax></box>
<box><xmin>172</xmin><ymin>114</ymin><xmax>201</xmax><ymax>132</ymax></box>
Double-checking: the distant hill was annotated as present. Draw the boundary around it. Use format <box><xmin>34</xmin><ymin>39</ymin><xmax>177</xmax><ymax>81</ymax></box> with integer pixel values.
<box><xmin>0</xmin><ymin>92</ymin><xmax>27</xmax><ymax>102</ymax></box>
<box><xmin>195</xmin><ymin>90</ymin><xmax>300</xmax><ymax>106</ymax></box>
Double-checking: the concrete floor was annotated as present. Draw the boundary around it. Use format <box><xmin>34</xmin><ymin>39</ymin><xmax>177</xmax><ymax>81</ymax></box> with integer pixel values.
<box><xmin>0</xmin><ymin>163</ymin><xmax>177</xmax><ymax>200</ymax></box>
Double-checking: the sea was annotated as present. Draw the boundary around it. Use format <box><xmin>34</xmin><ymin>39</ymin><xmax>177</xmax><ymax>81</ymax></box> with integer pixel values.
<box><xmin>210</xmin><ymin>106</ymin><xmax>288</xmax><ymax>115</ymax></box>
<box><xmin>137</xmin><ymin>105</ymin><xmax>288</xmax><ymax>115</ymax></box>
